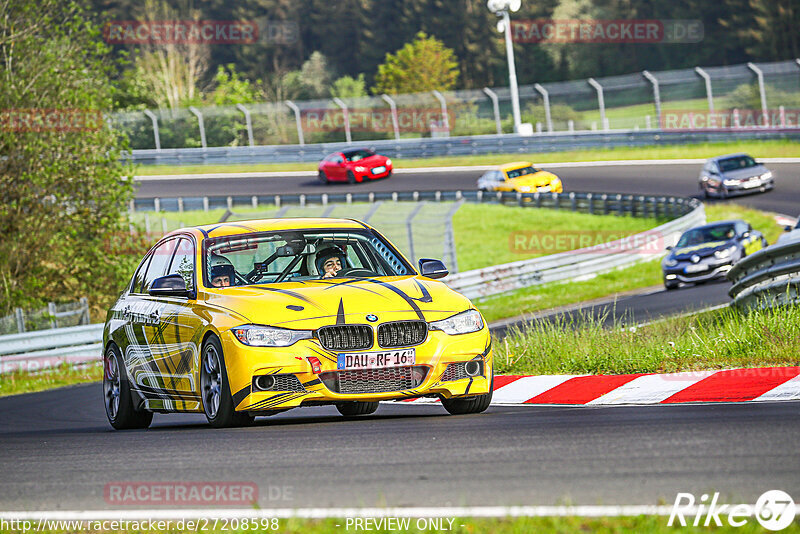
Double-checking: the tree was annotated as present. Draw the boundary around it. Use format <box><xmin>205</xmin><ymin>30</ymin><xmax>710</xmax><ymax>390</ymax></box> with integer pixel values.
<box><xmin>330</xmin><ymin>75</ymin><xmax>367</xmax><ymax>99</ymax></box>
<box><xmin>0</xmin><ymin>0</ymin><xmax>135</xmax><ymax>316</ymax></box>
<box><xmin>372</xmin><ymin>32</ymin><xmax>459</xmax><ymax>95</ymax></box>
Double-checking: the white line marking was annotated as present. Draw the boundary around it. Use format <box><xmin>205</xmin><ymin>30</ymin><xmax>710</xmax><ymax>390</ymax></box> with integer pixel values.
<box><xmin>587</xmin><ymin>371</ymin><xmax>717</xmax><ymax>405</ymax></box>
<box><xmin>0</xmin><ymin>505</ymin><xmax>702</xmax><ymax>520</ymax></box>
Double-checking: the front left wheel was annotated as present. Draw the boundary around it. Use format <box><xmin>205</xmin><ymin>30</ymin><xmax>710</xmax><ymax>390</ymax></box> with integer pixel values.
<box><xmin>441</xmin><ymin>372</ymin><xmax>493</xmax><ymax>415</ymax></box>
<box><xmin>201</xmin><ymin>336</ymin><xmax>254</xmax><ymax>428</ymax></box>
<box><xmin>104</xmin><ymin>344</ymin><xmax>153</xmax><ymax>430</ymax></box>
<box><xmin>336</xmin><ymin>402</ymin><xmax>379</xmax><ymax>416</ymax></box>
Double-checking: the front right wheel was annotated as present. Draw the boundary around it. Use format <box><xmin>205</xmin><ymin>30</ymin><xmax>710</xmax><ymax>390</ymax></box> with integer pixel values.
<box><xmin>200</xmin><ymin>336</ymin><xmax>254</xmax><ymax>428</ymax></box>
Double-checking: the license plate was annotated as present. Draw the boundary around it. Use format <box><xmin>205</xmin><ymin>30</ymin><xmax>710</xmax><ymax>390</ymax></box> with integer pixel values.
<box><xmin>337</xmin><ymin>348</ymin><xmax>415</xmax><ymax>370</ymax></box>
<box><xmin>742</xmin><ymin>179</ymin><xmax>760</xmax><ymax>188</ymax></box>
<box><xmin>685</xmin><ymin>264</ymin><xmax>708</xmax><ymax>273</ymax></box>
<box><xmin>371</xmin><ymin>166</ymin><xmax>386</xmax><ymax>174</ymax></box>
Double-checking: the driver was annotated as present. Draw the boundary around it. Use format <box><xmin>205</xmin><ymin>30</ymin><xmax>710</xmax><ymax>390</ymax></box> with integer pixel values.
<box><xmin>208</xmin><ymin>254</ymin><xmax>235</xmax><ymax>287</ymax></box>
<box><xmin>315</xmin><ymin>245</ymin><xmax>346</xmax><ymax>279</ymax></box>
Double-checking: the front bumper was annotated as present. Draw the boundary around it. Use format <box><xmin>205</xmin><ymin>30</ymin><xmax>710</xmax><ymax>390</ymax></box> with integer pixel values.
<box><xmin>220</xmin><ymin>326</ymin><xmax>493</xmax><ymax>413</ymax></box>
<box><xmin>356</xmin><ymin>166</ymin><xmax>392</xmax><ymax>181</ymax></box>
<box><xmin>663</xmin><ymin>259</ymin><xmax>733</xmax><ymax>284</ymax></box>
<box><xmin>705</xmin><ymin>178</ymin><xmax>774</xmax><ymax>197</ymax></box>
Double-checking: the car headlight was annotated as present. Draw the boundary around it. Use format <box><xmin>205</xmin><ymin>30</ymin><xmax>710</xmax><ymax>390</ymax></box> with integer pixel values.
<box><xmin>231</xmin><ymin>325</ymin><xmax>312</xmax><ymax>347</ymax></box>
<box><xmin>723</xmin><ymin>179</ymin><xmax>738</xmax><ymax>186</ymax></box>
<box><xmin>354</xmin><ymin>166</ymin><xmax>367</xmax><ymax>172</ymax></box>
<box><xmin>663</xmin><ymin>257</ymin><xmax>678</xmax><ymax>267</ymax></box>
<box><xmin>761</xmin><ymin>171</ymin><xmax>772</xmax><ymax>180</ymax></box>
<box><xmin>714</xmin><ymin>246</ymin><xmax>737</xmax><ymax>259</ymax></box>
<box><xmin>428</xmin><ymin>310</ymin><xmax>484</xmax><ymax>335</ymax></box>
<box><xmin>385</xmin><ymin>159</ymin><xmax>392</xmax><ymax>166</ymax></box>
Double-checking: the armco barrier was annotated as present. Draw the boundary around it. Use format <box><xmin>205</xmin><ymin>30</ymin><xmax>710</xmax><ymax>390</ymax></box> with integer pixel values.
<box><xmin>126</xmin><ymin>129</ymin><xmax>800</xmax><ymax>166</ymax></box>
<box><xmin>444</xmin><ymin>199</ymin><xmax>704</xmax><ymax>300</ymax></box>
<box><xmin>0</xmin><ymin>323</ymin><xmax>103</xmax><ymax>374</ymax></box>
<box><xmin>728</xmin><ymin>240</ymin><xmax>800</xmax><ymax>309</ymax></box>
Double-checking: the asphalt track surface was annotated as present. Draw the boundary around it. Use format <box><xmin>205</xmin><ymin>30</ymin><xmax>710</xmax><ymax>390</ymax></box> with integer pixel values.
<box><xmin>135</xmin><ymin>162</ymin><xmax>800</xmax><ymax>215</ymax></box>
<box><xmin>1</xmin><ymin>384</ymin><xmax>798</xmax><ymax>510</ymax></box>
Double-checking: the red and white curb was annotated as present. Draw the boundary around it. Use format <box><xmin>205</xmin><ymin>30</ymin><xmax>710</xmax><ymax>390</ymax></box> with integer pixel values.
<box><xmin>404</xmin><ymin>367</ymin><xmax>800</xmax><ymax>405</ymax></box>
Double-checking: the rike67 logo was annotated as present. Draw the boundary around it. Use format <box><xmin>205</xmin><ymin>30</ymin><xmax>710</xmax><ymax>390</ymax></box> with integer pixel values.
<box><xmin>669</xmin><ymin>490</ymin><xmax>796</xmax><ymax>531</ymax></box>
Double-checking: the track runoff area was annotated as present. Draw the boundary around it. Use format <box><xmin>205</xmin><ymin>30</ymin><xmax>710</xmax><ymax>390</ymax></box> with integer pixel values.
<box><xmin>3</xmin><ymin>160</ymin><xmax>799</xmax><ymax>532</ymax></box>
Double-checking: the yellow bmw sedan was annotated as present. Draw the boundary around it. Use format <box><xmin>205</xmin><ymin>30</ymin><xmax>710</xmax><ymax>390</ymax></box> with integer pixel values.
<box><xmin>476</xmin><ymin>161</ymin><xmax>563</xmax><ymax>193</ymax></box>
<box><xmin>103</xmin><ymin>218</ymin><xmax>493</xmax><ymax>429</ymax></box>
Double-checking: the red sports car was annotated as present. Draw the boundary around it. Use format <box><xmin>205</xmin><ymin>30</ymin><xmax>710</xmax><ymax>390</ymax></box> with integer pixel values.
<box><xmin>318</xmin><ymin>148</ymin><xmax>393</xmax><ymax>184</ymax></box>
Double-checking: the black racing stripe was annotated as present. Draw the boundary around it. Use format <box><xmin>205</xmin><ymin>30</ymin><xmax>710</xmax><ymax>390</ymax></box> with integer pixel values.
<box><xmin>336</xmin><ymin>299</ymin><xmax>345</xmax><ymax>325</ymax></box>
<box><xmin>198</xmin><ymin>227</ymin><xmax>209</xmax><ymax>238</ymax></box>
<box><xmin>465</xmin><ymin>377</ymin><xmax>474</xmax><ymax>395</ymax></box>
<box><xmin>248</xmin><ymin>286</ymin><xmax>325</xmax><ymax>310</ymax></box>
<box><xmin>309</xmin><ymin>346</ymin><xmax>337</xmax><ymax>363</ymax></box>
<box><xmin>232</xmin><ymin>385</ymin><xmax>251</xmax><ymax>407</ymax></box>
<box><xmin>302</xmin><ymin>378</ymin><xmax>322</xmax><ymax>387</ymax></box>
<box><xmin>363</xmin><ymin>279</ymin><xmax>425</xmax><ymax>320</ymax></box>
<box><xmin>321</xmin><ymin>279</ymin><xmax>386</xmax><ymax>296</ymax></box>
<box><xmin>412</xmin><ymin>280</ymin><xmax>433</xmax><ymax>303</ymax></box>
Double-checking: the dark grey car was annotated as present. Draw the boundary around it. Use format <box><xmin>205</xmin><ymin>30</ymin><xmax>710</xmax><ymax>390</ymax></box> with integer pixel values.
<box><xmin>699</xmin><ymin>153</ymin><xmax>774</xmax><ymax>199</ymax></box>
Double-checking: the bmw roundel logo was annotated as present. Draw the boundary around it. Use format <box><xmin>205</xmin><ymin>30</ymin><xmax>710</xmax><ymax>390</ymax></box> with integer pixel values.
<box><xmin>366</xmin><ymin>314</ymin><xmax>378</xmax><ymax>322</ymax></box>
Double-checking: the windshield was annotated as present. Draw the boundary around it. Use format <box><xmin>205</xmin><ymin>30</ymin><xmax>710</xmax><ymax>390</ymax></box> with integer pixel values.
<box><xmin>343</xmin><ymin>149</ymin><xmax>375</xmax><ymax>162</ymax></box>
<box><xmin>203</xmin><ymin>229</ymin><xmax>414</xmax><ymax>287</ymax></box>
<box><xmin>718</xmin><ymin>156</ymin><xmax>756</xmax><ymax>172</ymax></box>
<box><xmin>506</xmin><ymin>166</ymin><xmax>539</xmax><ymax>179</ymax></box>
<box><xmin>676</xmin><ymin>225</ymin><xmax>735</xmax><ymax>247</ymax></box>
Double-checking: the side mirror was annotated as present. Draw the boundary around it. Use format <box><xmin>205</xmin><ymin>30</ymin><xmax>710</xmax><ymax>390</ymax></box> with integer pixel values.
<box><xmin>418</xmin><ymin>258</ymin><xmax>449</xmax><ymax>279</ymax></box>
<box><xmin>742</xmin><ymin>231</ymin><xmax>751</xmax><ymax>239</ymax></box>
<box><xmin>665</xmin><ymin>245</ymin><xmax>673</xmax><ymax>251</ymax></box>
<box><xmin>784</xmin><ymin>226</ymin><xmax>793</xmax><ymax>232</ymax></box>
<box><xmin>149</xmin><ymin>274</ymin><xmax>193</xmax><ymax>298</ymax></box>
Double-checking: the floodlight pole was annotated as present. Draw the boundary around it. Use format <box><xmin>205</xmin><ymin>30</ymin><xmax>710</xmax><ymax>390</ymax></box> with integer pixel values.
<box><xmin>500</xmin><ymin>10</ymin><xmax>522</xmax><ymax>133</ymax></box>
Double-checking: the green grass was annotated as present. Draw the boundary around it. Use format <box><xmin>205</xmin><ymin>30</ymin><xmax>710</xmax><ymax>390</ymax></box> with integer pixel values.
<box><xmin>0</xmin><ymin>362</ymin><xmax>102</xmax><ymax>398</ymax></box>
<box><xmin>475</xmin><ymin>203</ymin><xmax>786</xmax><ymax>322</ymax></box>
<box><xmin>7</xmin><ymin>516</ymin><xmax>797</xmax><ymax>533</ymax></box>
<box><xmin>133</xmin><ymin>139</ymin><xmax>799</xmax><ymax>176</ymax></box>
<box><xmin>495</xmin><ymin>303</ymin><xmax>800</xmax><ymax>376</ymax></box>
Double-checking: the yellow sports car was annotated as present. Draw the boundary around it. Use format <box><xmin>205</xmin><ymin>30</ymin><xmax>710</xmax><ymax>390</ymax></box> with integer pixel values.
<box><xmin>103</xmin><ymin>218</ymin><xmax>493</xmax><ymax>429</ymax></box>
<box><xmin>476</xmin><ymin>161</ymin><xmax>563</xmax><ymax>193</ymax></box>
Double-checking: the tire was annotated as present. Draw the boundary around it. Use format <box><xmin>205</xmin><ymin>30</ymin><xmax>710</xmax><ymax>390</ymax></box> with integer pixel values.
<box><xmin>336</xmin><ymin>401</ymin><xmax>379</xmax><ymax>417</ymax></box>
<box><xmin>103</xmin><ymin>344</ymin><xmax>153</xmax><ymax>430</ymax></box>
<box><xmin>664</xmin><ymin>281</ymin><xmax>679</xmax><ymax>290</ymax></box>
<box><xmin>318</xmin><ymin>170</ymin><xmax>329</xmax><ymax>185</ymax></box>
<box><xmin>441</xmin><ymin>372</ymin><xmax>493</xmax><ymax>415</ymax></box>
<box><xmin>346</xmin><ymin>170</ymin><xmax>357</xmax><ymax>184</ymax></box>
<box><xmin>200</xmin><ymin>336</ymin><xmax>254</xmax><ymax>428</ymax></box>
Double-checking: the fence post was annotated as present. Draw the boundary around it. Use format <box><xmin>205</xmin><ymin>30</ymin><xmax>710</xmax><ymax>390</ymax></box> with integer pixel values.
<box><xmin>747</xmin><ymin>62</ymin><xmax>769</xmax><ymax>127</ymax></box>
<box><xmin>483</xmin><ymin>88</ymin><xmax>503</xmax><ymax>135</ymax></box>
<box><xmin>332</xmin><ymin>97</ymin><xmax>352</xmax><ymax>144</ymax></box>
<box><xmin>188</xmin><ymin>106</ymin><xmax>207</xmax><ymax>149</ymax></box>
<box><xmin>79</xmin><ymin>297</ymin><xmax>89</xmax><ymax>325</ymax></box>
<box><xmin>405</xmin><ymin>202</ymin><xmax>425</xmax><ymax>264</ymax></box>
<box><xmin>694</xmin><ymin>67</ymin><xmax>714</xmax><ymax>112</ymax></box>
<box><xmin>48</xmin><ymin>302</ymin><xmax>57</xmax><ymax>329</ymax></box>
<box><xmin>642</xmin><ymin>71</ymin><xmax>662</xmax><ymax>129</ymax></box>
<box><xmin>236</xmin><ymin>103</ymin><xmax>255</xmax><ymax>147</ymax></box>
<box><xmin>381</xmin><ymin>94</ymin><xmax>401</xmax><ymax>140</ymax></box>
<box><xmin>142</xmin><ymin>109</ymin><xmax>161</xmax><ymax>151</ymax></box>
<box><xmin>285</xmin><ymin>100</ymin><xmax>304</xmax><ymax>145</ymax></box>
<box><xmin>587</xmin><ymin>78</ymin><xmax>607</xmax><ymax>131</ymax></box>
<box><xmin>534</xmin><ymin>84</ymin><xmax>553</xmax><ymax>132</ymax></box>
<box><xmin>15</xmin><ymin>308</ymin><xmax>25</xmax><ymax>333</ymax></box>
<box><xmin>431</xmin><ymin>90</ymin><xmax>450</xmax><ymax>136</ymax></box>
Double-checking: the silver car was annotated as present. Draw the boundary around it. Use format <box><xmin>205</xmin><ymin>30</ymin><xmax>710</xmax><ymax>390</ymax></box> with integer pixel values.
<box><xmin>699</xmin><ymin>153</ymin><xmax>774</xmax><ymax>199</ymax></box>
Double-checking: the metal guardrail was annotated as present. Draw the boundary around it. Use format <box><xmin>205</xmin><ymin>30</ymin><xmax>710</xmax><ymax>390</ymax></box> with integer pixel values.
<box><xmin>728</xmin><ymin>240</ymin><xmax>800</xmax><ymax>309</ymax></box>
<box><xmin>0</xmin><ymin>324</ymin><xmax>103</xmax><ymax>374</ymax></box>
<box><xmin>0</xmin><ymin>297</ymin><xmax>90</xmax><ymax>335</ymax></box>
<box><xmin>126</xmin><ymin>128</ymin><xmax>800</xmax><ymax>166</ymax></box>
<box><xmin>444</xmin><ymin>199</ymin><xmax>704</xmax><ymax>300</ymax></box>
